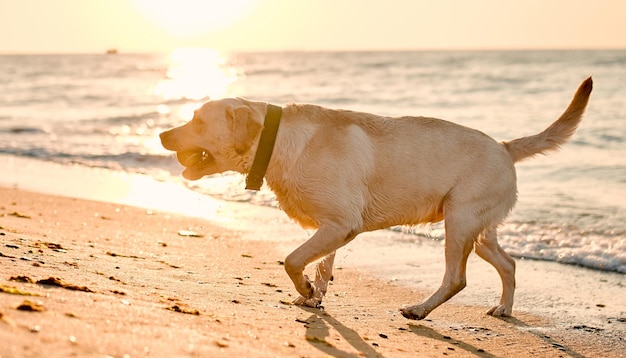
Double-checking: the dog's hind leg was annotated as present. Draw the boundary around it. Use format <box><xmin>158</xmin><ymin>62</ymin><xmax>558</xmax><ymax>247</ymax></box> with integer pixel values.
<box><xmin>474</xmin><ymin>227</ymin><xmax>516</xmax><ymax>317</ymax></box>
<box><xmin>314</xmin><ymin>252</ymin><xmax>336</xmax><ymax>299</ymax></box>
<box><xmin>286</xmin><ymin>224</ymin><xmax>357</xmax><ymax>308</ymax></box>
<box><xmin>400</xmin><ymin>214</ymin><xmax>477</xmax><ymax>320</ymax></box>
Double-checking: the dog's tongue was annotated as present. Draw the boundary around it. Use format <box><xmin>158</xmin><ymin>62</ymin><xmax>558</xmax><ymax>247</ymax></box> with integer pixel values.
<box><xmin>182</xmin><ymin>167</ymin><xmax>204</xmax><ymax>181</ymax></box>
<box><xmin>183</xmin><ymin>152</ymin><xmax>204</xmax><ymax>167</ymax></box>
<box><xmin>177</xmin><ymin>150</ymin><xmax>202</xmax><ymax>167</ymax></box>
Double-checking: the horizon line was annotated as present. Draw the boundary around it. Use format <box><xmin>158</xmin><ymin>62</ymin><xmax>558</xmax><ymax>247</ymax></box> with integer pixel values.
<box><xmin>1</xmin><ymin>46</ymin><xmax>625</xmax><ymax>56</ymax></box>
<box><xmin>0</xmin><ymin>46</ymin><xmax>626</xmax><ymax>56</ymax></box>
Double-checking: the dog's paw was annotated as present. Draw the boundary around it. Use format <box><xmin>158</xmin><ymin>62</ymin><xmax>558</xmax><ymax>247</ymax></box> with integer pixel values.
<box><xmin>293</xmin><ymin>296</ymin><xmax>323</xmax><ymax>309</ymax></box>
<box><xmin>399</xmin><ymin>305</ymin><xmax>429</xmax><ymax>320</ymax></box>
<box><xmin>299</xmin><ymin>274</ymin><xmax>315</xmax><ymax>299</ymax></box>
<box><xmin>486</xmin><ymin>304</ymin><xmax>512</xmax><ymax>317</ymax></box>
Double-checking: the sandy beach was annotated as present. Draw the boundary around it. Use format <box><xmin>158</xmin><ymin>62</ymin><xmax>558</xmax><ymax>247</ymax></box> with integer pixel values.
<box><xmin>1</xmin><ymin>180</ymin><xmax>624</xmax><ymax>357</ymax></box>
<box><xmin>0</xmin><ymin>155</ymin><xmax>625</xmax><ymax>358</ymax></box>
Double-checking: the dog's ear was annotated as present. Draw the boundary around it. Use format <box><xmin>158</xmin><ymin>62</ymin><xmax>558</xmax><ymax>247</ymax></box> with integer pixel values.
<box><xmin>228</xmin><ymin>105</ymin><xmax>263</xmax><ymax>155</ymax></box>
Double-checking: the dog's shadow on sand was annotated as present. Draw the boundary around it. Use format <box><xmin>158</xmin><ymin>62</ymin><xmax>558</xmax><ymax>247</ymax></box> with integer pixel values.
<box><xmin>409</xmin><ymin>316</ymin><xmax>586</xmax><ymax>358</ymax></box>
<box><xmin>297</xmin><ymin>306</ymin><xmax>384</xmax><ymax>358</ymax></box>
<box><xmin>296</xmin><ymin>306</ymin><xmax>494</xmax><ymax>358</ymax></box>
<box><xmin>406</xmin><ymin>323</ymin><xmax>497</xmax><ymax>358</ymax></box>
<box><xmin>296</xmin><ymin>307</ymin><xmax>587</xmax><ymax>358</ymax></box>
<box><xmin>297</xmin><ymin>306</ymin><xmax>497</xmax><ymax>358</ymax></box>
<box><xmin>498</xmin><ymin>316</ymin><xmax>586</xmax><ymax>358</ymax></box>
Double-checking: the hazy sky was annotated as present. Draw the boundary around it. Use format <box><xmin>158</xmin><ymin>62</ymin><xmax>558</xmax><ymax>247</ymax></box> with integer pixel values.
<box><xmin>2</xmin><ymin>0</ymin><xmax>625</xmax><ymax>53</ymax></box>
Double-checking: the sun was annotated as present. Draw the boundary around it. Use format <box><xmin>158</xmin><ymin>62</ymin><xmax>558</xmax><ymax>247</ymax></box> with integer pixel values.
<box><xmin>132</xmin><ymin>0</ymin><xmax>259</xmax><ymax>37</ymax></box>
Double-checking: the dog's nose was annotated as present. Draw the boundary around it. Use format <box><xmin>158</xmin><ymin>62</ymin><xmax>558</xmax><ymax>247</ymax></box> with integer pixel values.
<box><xmin>159</xmin><ymin>130</ymin><xmax>168</xmax><ymax>144</ymax></box>
<box><xmin>159</xmin><ymin>130</ymin><xmax>176</xmax><ymax>150</ymax></box>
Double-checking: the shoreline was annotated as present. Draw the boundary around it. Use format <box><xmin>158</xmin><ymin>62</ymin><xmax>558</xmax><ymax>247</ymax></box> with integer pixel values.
<box><xmin>2</xmin><ymin>155</ymin><xmax>625</xmax><ymax>356</ymax></box>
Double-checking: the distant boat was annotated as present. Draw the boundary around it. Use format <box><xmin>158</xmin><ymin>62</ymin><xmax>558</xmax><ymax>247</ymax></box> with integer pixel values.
<box><xmin>106</xmin><ymin>48</ymin><xmax>118</xmax><ymax>55</ymax></box>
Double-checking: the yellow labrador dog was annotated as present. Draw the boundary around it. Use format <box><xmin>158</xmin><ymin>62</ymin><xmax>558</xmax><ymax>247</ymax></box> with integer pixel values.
<box><xmin>160</xmin><ymin>77</ymin><xmax>592</xmax><ymax>320</ymax></box>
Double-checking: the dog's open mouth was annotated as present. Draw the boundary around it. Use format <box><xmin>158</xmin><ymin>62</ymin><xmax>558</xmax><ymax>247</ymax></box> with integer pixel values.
<box><xmin>176</xmin><ymin>149</ymin><xmax>216</xmax><ymax>180</ymax></box>
<box><xmin>176</xmin><ymin>149</ymin><xmax>213</xmax><ymax>168</ymax></box>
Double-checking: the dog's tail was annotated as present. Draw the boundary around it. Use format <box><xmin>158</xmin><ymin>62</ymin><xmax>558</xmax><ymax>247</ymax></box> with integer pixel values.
<box><xmin>503</xmin><ymin>77</ymin><xmax>592</xmax><ymax>163</ymax></box>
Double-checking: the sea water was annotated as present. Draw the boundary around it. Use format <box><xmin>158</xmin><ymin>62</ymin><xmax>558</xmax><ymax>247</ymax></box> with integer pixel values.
<box><xmin>1</xmin><ymin>49</ymin><xmax>624</xmax><ymax>273</ymax></box>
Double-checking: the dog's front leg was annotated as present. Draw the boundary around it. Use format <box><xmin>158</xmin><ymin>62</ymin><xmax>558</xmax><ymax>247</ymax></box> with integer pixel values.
<box><xmin>285</xmin><ymin>224</ymin><xmax>356</xmax><ymax>308</ymax></box>
<box><xmin>292</xmin><ymin>252</ymin><xmax>336</xmax><ymax>307</ymax></box>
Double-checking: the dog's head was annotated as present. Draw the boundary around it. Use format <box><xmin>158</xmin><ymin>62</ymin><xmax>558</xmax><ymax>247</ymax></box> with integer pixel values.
<box><xmin>159</xmin><ymin>98</ymin><xmax>265</xmax><ymax>180</ymax></box>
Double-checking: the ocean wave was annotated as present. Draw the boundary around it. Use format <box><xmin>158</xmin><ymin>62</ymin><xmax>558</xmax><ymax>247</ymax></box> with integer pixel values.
<box><xmin>589</xmin><ymin>51</ymin><xmax>626</xmax><ymax>67</ymax></box>
<box><xmin>0</xmin><ymin>148</ymin><xmax>177</xmax><ymax>174</ymax></box>
<box><xmin>64</xmin><ymin>152</ymin><xmax>178</xmax><ymax>173</ymax></box>
<box><xmin>95</xmin><ymin>111</ymin><xmax>159</xmax><ymax>125</ymax></box>
<box><xmin>160</xmin><ymin>96</ymin><xmax>209</xmax><ymax>105</ymax></box>
<box><xmin>1</xmin><ymin>126</ymin><xmax>48</xmax><ymax>134</ymax></box>
<box><xmin>500</xmin><ymin>223</ymin><xmax>626</xmax><ymax>273</ymax></box>
<box><xmin>243</xmin><ymin>68</ymin><xmax>286</xmax><ymax>76</ymax></box>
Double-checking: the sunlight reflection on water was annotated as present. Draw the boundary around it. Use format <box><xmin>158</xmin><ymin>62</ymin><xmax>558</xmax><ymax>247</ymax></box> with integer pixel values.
<box><xmin>154</xmin><ymin>48</ymin><xmax>237</xmax><ymax>102</ymax></box>
<box><xmin>151</xmin><ymin>47</ymin><xmax>242</xmax><ymax>196</ymax></box>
